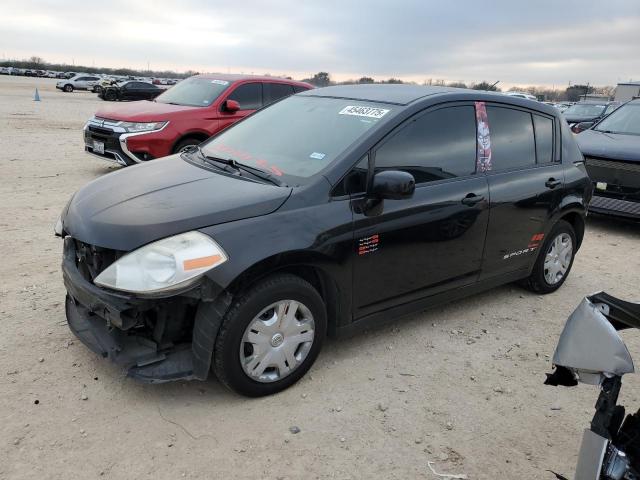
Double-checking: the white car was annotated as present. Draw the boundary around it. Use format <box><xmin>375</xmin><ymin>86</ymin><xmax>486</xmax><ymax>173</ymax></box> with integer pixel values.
<box><xmin>56</xmin><ymin>74</ymin><xmax>101</xmax><ymax>92</ymax></box>
<box><xmin>503</xmin><ymin>91</ymin><xmax>538</xmax><ymax>101</ymax></box>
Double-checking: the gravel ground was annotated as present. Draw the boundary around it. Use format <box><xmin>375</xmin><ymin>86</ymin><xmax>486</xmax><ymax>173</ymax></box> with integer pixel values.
<box><xmin>1</xmin><ymin>75</ymin><xmax>639</xmax><ymax>480</ymax></box>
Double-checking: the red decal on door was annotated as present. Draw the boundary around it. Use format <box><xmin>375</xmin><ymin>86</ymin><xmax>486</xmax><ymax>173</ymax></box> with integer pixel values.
<box><xmin>358</xmin><ymin>234</ymin><xmax>380</xmax><ymax>255</ymax></box>
<box><xmin>475</xmin><ymin>102</ymin><xmax>492</xmax><ymax>173</ymax></box>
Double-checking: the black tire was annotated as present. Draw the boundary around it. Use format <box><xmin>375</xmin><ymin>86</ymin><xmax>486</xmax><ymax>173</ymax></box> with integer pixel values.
<box><xmin>173</xmin><ymin>137</ymin><xmax>202</xmax><ymax>154</ymax></box>
<box><xmin>104</xmin><ymin>89</ymin><xmax>117</xmax><ymax>101</ymax></box>
<box><xmin>213</xmin><ymin>274</ymin><xmax>327</xmax><ymax>397</ymax></box>
<box><xmin>523</xmin><ymin>220</ymin><xmax>576</xmax><ymax>294</ymax></box>
<box><xmin>63</xmin><ymin>84</ymin><xmax>73</xmax><ymax>92</ymax></box>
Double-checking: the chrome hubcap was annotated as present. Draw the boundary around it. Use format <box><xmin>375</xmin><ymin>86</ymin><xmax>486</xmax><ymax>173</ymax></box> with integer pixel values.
<box><xmin>240</xmin><ymin>300</ymin><xmax>315</xmax><ymax>383</ymax></box>
<box><xmin>543</xmin><ymin>233</ymin><xmax>573</xmax><ymax>285</ymax></box>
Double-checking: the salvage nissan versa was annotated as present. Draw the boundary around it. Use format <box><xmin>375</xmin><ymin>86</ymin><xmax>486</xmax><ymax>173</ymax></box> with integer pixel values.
<box><xmin>57</xmin><ymin>85</ymin><xmax>592</xmax><ymax>396</ymax></box>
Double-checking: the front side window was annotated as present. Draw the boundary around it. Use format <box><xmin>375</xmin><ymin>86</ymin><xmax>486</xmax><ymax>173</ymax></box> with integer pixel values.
<box><xmin>227</xmin><ymin>83</ymin><xmax>263</xmax><ymax>110</ymax></box>
<box><xmin>201</xmin><ymin>96</ymin><xmax>388</xmax><ymax>184</ymax></box>
<box><xmin>374</xmin><ymin>106</ymin><xmax>477</xmax><ymax>183</ymax></box>
<box><xmin>486</xmin><ymin>107</ymin><xmax>536</xmax><ymax>171</ymax></box>
<box><xmin>155</xmin><ymin>77</ymin><xmax>230</xmax><ymax>107</ymax></box>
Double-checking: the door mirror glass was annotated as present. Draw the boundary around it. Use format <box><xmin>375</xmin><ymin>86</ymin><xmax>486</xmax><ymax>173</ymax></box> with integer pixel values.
<box><xmin>371</xmin><ymin>170</ymin><xmax>415</xmax><ymax>200</ymax></box>
<box><xmin>224</xmin><ymin>99</ymin><xmax>240</xmax><ymax>112</ymax></box>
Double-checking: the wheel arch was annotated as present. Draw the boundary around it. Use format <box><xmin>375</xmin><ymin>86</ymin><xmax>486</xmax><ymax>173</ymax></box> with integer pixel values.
<box><xmin>224</xmin><ymin>253</ymin><xmax>348</xmax><ymax>337</ymax></box>
<box><xmin>558</xmin><ymin>210</ymin><xmax>586</xmax><ymax>250</ymax></box>
<box><xmin>171</xmin><ymin>131</ymin><xmax>211</xmax><ymax>153</ymax></box>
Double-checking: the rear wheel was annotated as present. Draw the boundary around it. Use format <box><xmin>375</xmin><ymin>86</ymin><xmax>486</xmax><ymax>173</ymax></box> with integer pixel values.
<box><xmin>63</xmin><ymin>84</ymin><xmax>73</xmax><ymax>92</ymax></box>
<box><xmin>523</xmin><ymin>220</ymin><xmax>576</xmax><ymax>294</ymax></box>
<box><xmin>213</xmin><ymin>274</ymin><xmax>327</xmax><ymax>397</ymax></box>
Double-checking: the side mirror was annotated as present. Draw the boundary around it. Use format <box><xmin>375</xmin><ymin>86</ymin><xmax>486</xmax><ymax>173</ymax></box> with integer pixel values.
<box><xmin>224</xmin><ymin>99</ymin><xmax>240</xmax><ymax>112</ymax></box>
<box><xmin>371</xmin><ymin>170</ymin><xmax>415</xmax><ymax>200</ymax></box>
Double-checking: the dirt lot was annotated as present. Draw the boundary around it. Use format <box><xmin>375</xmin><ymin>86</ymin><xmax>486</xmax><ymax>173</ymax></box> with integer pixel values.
<box><xmin>1</xmin><ymin>75</ymin><xmax>639</xmax><ymax>479</ymax></box>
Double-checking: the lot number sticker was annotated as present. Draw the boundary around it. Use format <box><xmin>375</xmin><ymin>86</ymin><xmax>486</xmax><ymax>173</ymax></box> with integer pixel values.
<box><xmin>339</xmin><ymin>105</ymin><xmax>390</xmax><ymax>119</ymax></box>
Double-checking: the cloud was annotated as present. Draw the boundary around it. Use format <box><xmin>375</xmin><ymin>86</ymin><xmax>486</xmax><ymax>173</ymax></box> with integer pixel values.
<box><xmin>1</xmin><ymin>0</ymin><xmax>639</xmax><ymax>86</ymax></box>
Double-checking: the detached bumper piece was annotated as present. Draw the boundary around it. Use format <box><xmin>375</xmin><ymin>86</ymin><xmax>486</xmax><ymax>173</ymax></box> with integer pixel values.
<box><xmin>62</xmin><ymin>236</ymin><xmax>228</xmax><ymax>383</ymax></box>
<box><xmin>590</xmin><ymin>195</ymin><xmax>640</xmax><ymax>219</ymax></box>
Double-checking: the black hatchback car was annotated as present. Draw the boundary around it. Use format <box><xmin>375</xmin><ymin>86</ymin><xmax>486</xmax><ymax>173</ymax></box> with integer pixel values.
<box><xmin>56</xmin><ymin>85</ymin><xmax>592</xmax><ymax>396</ymax></box>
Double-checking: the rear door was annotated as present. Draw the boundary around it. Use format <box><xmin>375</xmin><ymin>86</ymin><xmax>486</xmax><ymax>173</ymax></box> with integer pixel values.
<box><xmin>352</xmin><ymin>103</ymin><xmax>490</xmax><ymax>318</ymax></box>
<box><xmin>480</xmin><ymin>104</ymin><xmax>564</xmax><ymax>279</ymax></box>
<box><xmin>218</xmin><ymin>82</ymin><xmax>263</xmax><ymax>131</ymax></box>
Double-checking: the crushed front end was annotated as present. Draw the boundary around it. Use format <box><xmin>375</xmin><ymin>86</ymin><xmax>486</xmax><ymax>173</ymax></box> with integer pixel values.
<box><xmin>61</xmin><ymin>236</ymin><xmax>229</xmax><ymax>383</ymax></box>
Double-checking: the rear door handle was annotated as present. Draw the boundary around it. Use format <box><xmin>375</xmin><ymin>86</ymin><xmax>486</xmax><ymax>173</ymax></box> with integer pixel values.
<box><xmin>461</xmin><ymin>193</ymin><xmax>485</xmax><ymax>206</ymax></box>
<box><xmin>545</xmin><ymin>178</ymin><xmax>562</xmax><ymax>189</ymax></box>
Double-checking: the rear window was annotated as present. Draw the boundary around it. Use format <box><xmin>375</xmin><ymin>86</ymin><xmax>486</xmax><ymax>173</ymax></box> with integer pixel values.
<box><xmin>486</xmin><ymin>107</ymin><xmax>536</xmax><ymax>171</ymax></box>
<box><xmin>264</xmin><ymin>83</ymin><xmax>295</xmax><ymax>105</ymax></box>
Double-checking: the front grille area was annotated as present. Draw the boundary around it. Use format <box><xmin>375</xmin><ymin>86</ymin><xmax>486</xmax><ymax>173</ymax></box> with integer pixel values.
<box><xmin>72</xmin><ymin>239</ymin><xmax>124</xmax><ymax>282</ymax></box>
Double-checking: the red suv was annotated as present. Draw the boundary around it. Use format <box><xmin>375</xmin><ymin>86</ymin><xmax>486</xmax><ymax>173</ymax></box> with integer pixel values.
<box><xmin>83</xmin><ymin>74</ymin><xmax>312</xmax><ymax>166</ymax></box>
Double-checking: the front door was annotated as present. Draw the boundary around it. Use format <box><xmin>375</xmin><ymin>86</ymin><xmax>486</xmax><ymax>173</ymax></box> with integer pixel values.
<box><xmin>352</xmin><ymin>104</ymin><xmax>490</xmax><ymax>318</ymax></box>
<box><xmin>218</xmin><ymin>82</ymin><xmax>263</xmax><ymax>132</ymax></box>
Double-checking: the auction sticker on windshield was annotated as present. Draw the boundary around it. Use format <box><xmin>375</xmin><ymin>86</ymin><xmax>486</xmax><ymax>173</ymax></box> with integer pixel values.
<box><xmin>339</xmin><ymin>105</ymin><xmax>390</xmax><ymax>119</ymax></box>
<box><xmin>211</xmin><ymin>80</ymin><xmax>229</xmax><ymax>85</ymax></box>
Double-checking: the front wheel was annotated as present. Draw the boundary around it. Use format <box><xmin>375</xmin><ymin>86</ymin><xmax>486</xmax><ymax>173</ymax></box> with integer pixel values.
<box><xmin>63</xmin><ymin>84</ymin><xmax>73</xmax><ymax>92</ymax></box>
<box><xmin>523</xmin><ymin>220</ymin><xmax>576</xmax><ymax>294</ymax></box>
<box><xmin>213</xmin><ymin>274</ymin><xmax>327</xmax><ymax>397</ymax></box>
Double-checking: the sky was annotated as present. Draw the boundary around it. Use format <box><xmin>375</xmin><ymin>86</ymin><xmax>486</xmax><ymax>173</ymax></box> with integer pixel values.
<box><xmin>1</xmin><ymin>0</ymin><xmax>639</xmax><ymax>89</ymax></box>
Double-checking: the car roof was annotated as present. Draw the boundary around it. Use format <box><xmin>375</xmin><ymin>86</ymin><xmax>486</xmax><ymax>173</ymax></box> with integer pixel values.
<box><xmin>301</xmin><ymin>84</ymin><xmax>465</xmax><ymax>106</ymax></box>
<box><xmin>299</xmin><ymin>84</ymin><xmax>562</xmax><ymax>117</ymax></box>
<box><xmin>195</xmin><ymin>73</ymin><xmax>311</xmax><ymax>87</ymax></box>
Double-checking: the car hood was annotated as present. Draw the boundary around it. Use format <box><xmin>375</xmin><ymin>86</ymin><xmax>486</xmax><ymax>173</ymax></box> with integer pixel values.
<box><xmin>95</xmin><ymin>100</ymin><xmax>203</xmax><ymax>122</ymax></box>
<box><xmin>64</xmin><ymin>156</ymin><xmax>292</xmax><ymax>251</ymax></box>
<box><xmin>576</xmin><ymin>129</ymin><xmax>640</xmax><ymax>162</ymax></box>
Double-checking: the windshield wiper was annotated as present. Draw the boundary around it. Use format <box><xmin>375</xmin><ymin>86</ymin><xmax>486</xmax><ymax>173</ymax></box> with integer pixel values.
<box><xmin>181</xmin><ymin>146</ymin><xmax>286</xmax><ymax>186</ymax></box>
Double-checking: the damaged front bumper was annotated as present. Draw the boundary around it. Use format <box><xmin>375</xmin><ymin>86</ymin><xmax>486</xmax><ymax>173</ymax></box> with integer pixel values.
<box><xmin>62</xmin><ymin>236</ymin><xmax>231</xmax><ymax>383</ymax></box>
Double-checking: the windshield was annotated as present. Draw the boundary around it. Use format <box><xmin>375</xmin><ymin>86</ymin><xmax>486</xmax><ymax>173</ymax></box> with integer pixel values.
<box><xmin>594</xmin><ymin>103</ymin><xmax>640</xmax><ymax>135</ymax></box>
<box><xmin>564</xmin><ymin>103</ymin><xmax>606</xmax><ymax>117</ymax></box>
<box><xmin>200</xmin><ymin>96</ymin><xmax>391</xmax><ymax>184</ymax></box>
<box><xmin>155</xmin><ymin>77</ymin><xmax>230</xmax><ymax>107</ymax></box>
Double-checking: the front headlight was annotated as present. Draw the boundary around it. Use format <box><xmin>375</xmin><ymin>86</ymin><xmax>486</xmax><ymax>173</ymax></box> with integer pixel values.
<box><xmin>119</xmin><ymin>121</ymin><xmax>167</xmax><ymax>133</ymax></box>
<box><xmin>94</xmin><ymin>231</ymin><xmax>227</xmax><ymax>294</ymax></box>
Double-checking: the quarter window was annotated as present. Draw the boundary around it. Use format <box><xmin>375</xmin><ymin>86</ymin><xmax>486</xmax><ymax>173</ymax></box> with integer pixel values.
<box><xmin>533</xmin><ymin>114</ymin><xmax>554</xmax><ymax>163</ymax></box>
<box><xmin>374</xmin><ymin>106</ymin><xmax>477</xmax><ymax>183</ymax></box>
<box><xmin>227</xmin><ymin>83</ymin><xmax>263</xmax><ymax>110</ymax></box>
<box><xmin>486</xmin><ymin>107</ymin><xmax>536</xmax><ymax>171</ymax></box>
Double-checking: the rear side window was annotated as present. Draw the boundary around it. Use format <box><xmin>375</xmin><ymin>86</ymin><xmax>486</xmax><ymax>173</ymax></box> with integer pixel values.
<box><xmin>374</xmin><ymin>106</ymin><xmax>476</xmax><ymax>183</ymax></box>
<box><xmin>228</xmin><ymin>83</ymin><xmax>263</xmax><ymax>110</ymax></box>
<box><xmin>264</xmin><ymin>83</ymin><xmax>294</xmax><ymax>105</ymax></box>
<box><xmin>486</xmin><ymin>107</ymin><xmax>536</xmax><ymax>171</ymax></box>
<box><xmin>293</xmin><ymin>85</ymin><xmax>309</xmax><ymax>93</ymax></box>
<box><xmin>533</xmin><ymin>114</ymin><xmax>554</xmax><ymax>163</ymax></box>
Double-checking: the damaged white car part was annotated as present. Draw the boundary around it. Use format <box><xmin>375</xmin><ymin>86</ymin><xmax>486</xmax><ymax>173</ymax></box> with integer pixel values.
<box><xmin>546</xmin><ymin>292</ymin><xmax>640</xmax><ymax>480</ymax></box>
<box><xmin>94</xmin><ymin>231</ymin><xmax>227</xmax><ymax>294</ymax></box>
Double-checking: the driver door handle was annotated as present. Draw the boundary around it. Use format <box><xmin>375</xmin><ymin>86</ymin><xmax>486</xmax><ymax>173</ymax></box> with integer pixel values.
<box><xmin>545</xmin><ymin>178</ymin><xmax>562</xmax><ymax>189</ymax></box>
<box><xmin>461</xmin><ymin>193</ymin><xmax>485</xmax><ymax>206</ymax></box>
